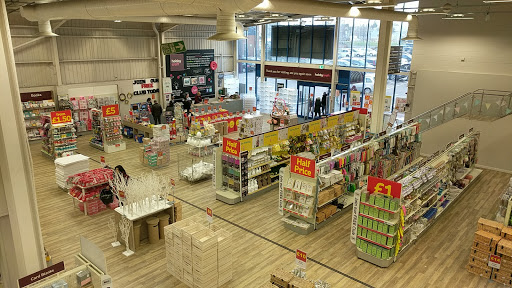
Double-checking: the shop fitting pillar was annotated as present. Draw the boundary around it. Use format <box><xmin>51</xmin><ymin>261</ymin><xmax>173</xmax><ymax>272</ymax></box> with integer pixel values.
<box><xmin>370</xmin><ymin>9</ymin><xmax>393</xmax><ymax>133</ymax></box>
<box><xmin>0</xmin><ymin>1</ymin><xmax>46</xmax><ymax>287</ymax></box>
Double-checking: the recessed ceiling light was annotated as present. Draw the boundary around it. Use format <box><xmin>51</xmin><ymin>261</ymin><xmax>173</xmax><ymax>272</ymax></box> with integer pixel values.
<box><xmin>452</xmin><ymin>13</ymin><xmax>465</xmax><ymax>17</ymax></box>
<box><xmin>183</xmin><ymin>15</ymin><xmax>194</xmax><ymax>17</ymax></box>
<box><xmin>271</xmin><ymin>14</ymin><xmax>281</xmax><ymax>17</ymax></box>
<box><xmin>442</xmin><ymin>15</ymin><xmax>474</xmax><ymax>20</ymax></box>
<box><xmin>114</xmin><ymin>20</ymin><xmax>122</xmax><ymax>23</ymax></box>
<box><xmin>237</xmin><ymin>15</ymin><xmax>246</xmax><ymax>18</ymax></box>
<box><xmin>422</xmin><ymin>8</ymin><xmax>436</xmax><ymax>12</ymax></box>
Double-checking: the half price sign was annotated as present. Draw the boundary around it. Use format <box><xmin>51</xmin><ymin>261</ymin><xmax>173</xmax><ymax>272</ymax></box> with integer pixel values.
<box><xmin>51</xmin><ymin>110</ymin><xmax>72</xmax><ymax>125</ymax></box>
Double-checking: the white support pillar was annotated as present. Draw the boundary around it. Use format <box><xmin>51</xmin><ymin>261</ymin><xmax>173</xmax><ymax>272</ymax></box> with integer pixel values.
<box><xmin>370</xmin><ymin>15</ymin><xmax>393</xmax><ymax>133</ymax></box>
<box><xmin>0</xmin><ymin>2</ymin><xmax>46</xmax><ymax>288</ymax></box>
<box><xmin>329</xmin><ymin>18</ymin><xmax>340</xmax><ymax>114</ymax></box>
<box><xmin>260</xmin><ymin>25</ymin><xmax>266</xmax><ymax>80</ymax></box>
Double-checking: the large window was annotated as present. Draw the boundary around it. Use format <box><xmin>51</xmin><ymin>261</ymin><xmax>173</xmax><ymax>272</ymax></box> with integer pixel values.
<box><xmin>238</xmin><ymin>26</ymin><xmax>262</xmax><ymax>61</ymax></box>
<box><xmin>338</xmin><ymin>18</ymin><xmax>380</xmax><ymax>69</ymax></box>
<box><xmin>238</xmin><ymin>63</ymin><xmax>258</xmax><ymax>96</ymax></box>
<box><xmin>266</xmin><ymin>17</ymin><xmax>335</xmax><ymax>64</ymax></box>
<box><xmin>393</xmin><ymin>1</ymin><xmax>419</xmax><ymax>72</ymax></box>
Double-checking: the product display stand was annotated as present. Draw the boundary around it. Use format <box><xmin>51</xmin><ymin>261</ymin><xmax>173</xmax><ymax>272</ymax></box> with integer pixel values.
<box><xmin>54</xmin><ymin>154</ymin><xmax>90</xmax><ymax>190</ymax></box>
<box><xmin>215</xmin><ymin>110</ymin><xmax>367</xmax><ymax>205</ymax></box>
<box><xmin>68</xmin><ymin>168</ymin><xmax>116</xmax><ymax>216</ymax></box>
<box><xmin>179</xmin><ymin>120</ymin><xmax>218</xmax><ymax>182</ymax></box>
<box><xmin>353</xmin><ymin>131</ymin><xmax>481</xmax><ymax>267</ymax></box>
<box><xmin>41</xmin><ymin>119</ymin><xmax>78</xmax><ymax>159</ymax></box>
<box><xmin>90</xmin><ymin>108</ymin><xmax>103</xmax><ymax>150</ymax></box>
<box><xmin>22</xmin><ymin>97</ymin><xmax>55</xmax><ymax>140</ymax></box>
<box><xmin>140</xmin><ymin>124</ymin><xmax>171</xmax><ymax>168</ymax></box>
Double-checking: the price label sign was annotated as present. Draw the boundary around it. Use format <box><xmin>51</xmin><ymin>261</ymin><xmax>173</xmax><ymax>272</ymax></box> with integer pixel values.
<box><xmin>295</xmin><ymin>249</ymin><xmax>307</xmax><ymax>270</ymax></box>
<box><xmin>102</xmin><ymin>104</ymin><xmax>120</xmax><ymax>117</ymax></box>
<box><xmin>206</xmin><ymin>207</ymin><xmax>213</xmax><ymax>223</ymax></box>
<box><xmin>100</xmin><ymin>156</ymin><xmax>105</xmax><ymax>164</ymax></box>
<box><xmin>489</xmin><ymin>255</ymin><xmax>501</xmax><ymax>269</ymax></box>
<box><xmin>367</xmin><ymin>176</ymin><xmax>402</xmax><ymax>199</ymax></box>
<box><xmin>170</xmin><ymin>179</ymin><xmax>175</xmax><ymax>186</ymax></box>
<box><xmin>51</xmin><ymin>110</ymin><xmax>72</xmax><ymax>125</ymax></box>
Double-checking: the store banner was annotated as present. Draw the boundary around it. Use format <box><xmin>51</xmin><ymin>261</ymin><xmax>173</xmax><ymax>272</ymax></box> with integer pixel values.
<box><xmin>240</xmin><ymin>137</ymin><xmax>253</xmax><ymax>152</ymax></box>
<box><xmin>102</xmin><ymin>104</ymin><xmax>119</xmax><ymax>117</ymax></box>
<box><xmin>222</xmin><ymin>138</ymin><xmax>240</xmax><ymax>157</ymax></box>
<box><xmin>169</xmin><ymin>53</ymin><xmax>185</xmax><ymax>71</ymax></box>
<box><xmin>367</xmin><ymin>176</ymin><xmax>402</xmax><ymax>199</ymax></box>
<box><xmin>290</xmin><ymin>155</ymin><xmax>315</xmax><ymax>178</ymax></box>
<box><xmin>264</xmin><ymin>65</ymin><xmax>332</xmax><ymax>83</ymax></box>
<box><xmin>133</xmin><ymin>78</ymin><xmax>159</xmax><ymax>96</ymax></box>
<box><xmin>166</xmin><ymin>49</ymin><xmax>215</xmax><ymax>98</ymax></box>
<box><xmin>51</xmin><ymin>110</ymin><xmax>72</xmax><ymax>125</ymax></box>
<box><xmin>350</xmin><ymin>91</ymin><xmax>360</xmax><ymax>107</ymax></box>
<box><xmin>263</xmin><ymin>131</ymin><xmax>278</xmax><ymax>146</ymax></box>
<box><xmin>20</xmin><ymin>90</ymin><xmax>52</xmax><ymax>102</ymax></box>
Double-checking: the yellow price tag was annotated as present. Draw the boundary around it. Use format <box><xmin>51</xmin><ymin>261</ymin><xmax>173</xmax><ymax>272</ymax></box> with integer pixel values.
<box><xmin>288</xmin><ymin>126</ymin><xmax>301</xmax><ymax>138</ymax></box>
<box><xmin>344</xmin><ymin>112</ymin><xmax>354</xmax><ymax>123</ymax></box>
<box><xmin>309</xmin><ymin>120</ymin><xmax>321</xmax><ymax>133</ymax></box>
<box><xmin>240</xmin><ymin>137</ymin><xmax>253</xmax><ymax>152</ymax></box>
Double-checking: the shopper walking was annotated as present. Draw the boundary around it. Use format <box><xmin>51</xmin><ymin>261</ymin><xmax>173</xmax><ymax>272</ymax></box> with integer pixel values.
<box><xmin>314</xmin><ymin>97</ymin><xmax>322</xmax><ymax>118</ymax></box>
<box><xmin>183</xmin><ymin>93</ymin><xmax>192</xmax><ymax>113</ymax></box>
<box><xmin>321</xmin><ymin>92</ymin><xmax>327</xmax><ymax>115</ymax></box>
<box><xmin>152</xmin><ymin>100</ymin><xmax>163</xmax><ymax>125</ymax></box>
<box><xmin>308</xmin><ymin>95</ymin><xmax>314</xmax><ymax>119</ymax></box>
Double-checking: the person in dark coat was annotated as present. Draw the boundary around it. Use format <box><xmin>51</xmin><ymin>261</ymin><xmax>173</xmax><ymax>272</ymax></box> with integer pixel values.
<box><xmin>183</xmin><ymin>93</ymin><xmax>192</xmax><ymax>113</ymax></box>
<box><xmin>194</xmin><ymin>92</ymin><xmax>202</xmax><ymax>104</ymax></box>
<box><xmin>166</xmin><ymin>96</ymin><xmax>175</xmax><ymax>118</ymax></box>
<box><xmin>321</xmin><ymin>92</ymin><xmax>327</xmax><ymax>115</ymax></box>
<box><xmin>152</xmin><ymin>100</ymin><xmax>163</xmax><ymax>124</ymax></box>
<box><xmin>314</xmin><ymin>97</ymin><xmax>322</xmax><ymax>118</ymax></box>
<box><xmin>146</xmin><ymin>98</ymin><xmax>152</xmax><ymax>110</ymax></box>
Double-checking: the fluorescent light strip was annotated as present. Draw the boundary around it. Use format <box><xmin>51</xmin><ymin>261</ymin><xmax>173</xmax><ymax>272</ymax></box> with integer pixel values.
<box><xmin>442</xmin><ymin>16</ymin><xmax>474</xmax><ymax>19</ymax></box>
<box><xmin>483</xmin><ymin>0</ymin><xmax>512</xmax><ymax>3</ymax></box>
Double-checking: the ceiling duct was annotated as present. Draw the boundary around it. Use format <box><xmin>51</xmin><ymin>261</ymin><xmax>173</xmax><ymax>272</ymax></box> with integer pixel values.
<box><xmin>209</xmin><ymin>9</ymin><xmax>247</xmax><ymax>41</ymax></box>
<box><xmin>37</xmin><ymin>20</ymin><xmax>58</xmax><ymax>36</ymax></box>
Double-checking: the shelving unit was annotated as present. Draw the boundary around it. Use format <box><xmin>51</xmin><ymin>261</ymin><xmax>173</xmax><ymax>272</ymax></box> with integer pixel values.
<box><xmin>41</xmin><ymin>118</ymin><xmax>77</xmax><ymax>159</ymax></box>
<box><xmin>353</xmin><ymin>131</ymin><xmax>482</xmax><ymax>267</ymax></box>
<box><xmin>21</xmin><ymin>92</ymin><xmax>55</xmax><ymax>140</ymax></box>
<box><xmin>90</xmin><ymin>109</ymin><xmax>103</xmax><ymax>150</ymax></box>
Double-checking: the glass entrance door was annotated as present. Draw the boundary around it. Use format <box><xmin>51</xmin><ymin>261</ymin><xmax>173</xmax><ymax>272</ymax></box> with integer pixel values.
<box><xmin>297</xmin><ymin>81</ymin><xmax>331</xmax><ymax>119</ymax></box>
<box><xmin>297</xmin><ymin>84</ymin><xmax>313</xmax><ymax>120</ymax></box>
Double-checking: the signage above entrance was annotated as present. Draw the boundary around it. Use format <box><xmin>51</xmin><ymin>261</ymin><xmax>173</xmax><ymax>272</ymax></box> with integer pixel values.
<box><xmin>264</xmin><ymin>65</ymin><xmax>332</xmax><ymax>83</ymax></box>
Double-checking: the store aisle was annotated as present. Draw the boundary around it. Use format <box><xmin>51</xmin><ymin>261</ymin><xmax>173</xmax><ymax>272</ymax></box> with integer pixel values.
<box><xmin>29</xmin><ymin>136</ymin><xmax>509</xmax><ymax>287</ymax></box>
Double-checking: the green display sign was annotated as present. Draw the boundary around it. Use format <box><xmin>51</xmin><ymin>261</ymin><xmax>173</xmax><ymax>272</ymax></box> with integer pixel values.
<box><xmin>161</xmin><ymin>41</ymin><xmax>187</xmax><ymax>55</ymax></box>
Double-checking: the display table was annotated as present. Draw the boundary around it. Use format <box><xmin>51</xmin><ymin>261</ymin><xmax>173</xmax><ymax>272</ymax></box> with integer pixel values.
<box><xmin>122</xmin><ymin>120</ymin><xmax>153</xmax><ymax>138</ymax></box>
<box><xmin>114</xmin><ymin>199</ymin><xmax>174</xmax><ymax>252</ymax></box>
<box><xmin>192</xmin><ymin>99</ymin><xmax>243</xmax><ymax>114</ymax></box>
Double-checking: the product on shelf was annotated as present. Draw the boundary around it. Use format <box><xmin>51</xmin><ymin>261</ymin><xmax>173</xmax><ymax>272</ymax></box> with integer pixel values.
<box><xmin>90</xmin><ymin>109</ymin><xmax>103</xmax><ymax>149</ymax></box>
<box><xmin>496</xmin><ymin>177</ymin><xmax>512</xmax><ymax>226</ymax></box>
<box><xmin>90</xmin><ymin>104</ymin><xmax>125</xmax><ymax>153</ymax></box>
<box><xmin>164</xmin><ymin>218</ymin><xmax>233</xmax><ymax>287</ymax></box>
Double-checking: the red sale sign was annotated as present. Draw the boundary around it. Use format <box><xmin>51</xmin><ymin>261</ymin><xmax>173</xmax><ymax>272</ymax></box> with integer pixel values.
<box><xmin>295</xmin><ymin>249</ymin><xmax>307</xmax><ymax>269</ymax></box>
<box><xmin>51</xmin><ymin>110</ymin><xmax>72</xmax><ymax>125</ymax></box>
<box><xmin>102</xmin><ymin>104</ymin><xmax>120</xmax><ymax>117</ymax></box>
<box><xmin>367</xmin><ymin>176</ymin><xmax>402</xmax><ymax>199</ymax></box>
<box><xmin>290</xmin><ymin>155</ymin><xmax>315</xmax><ymax>178</ymax></box>
<box><xmin>222</xmin><ymin>138</ymin><xmax>240</xmax><ymax>157</ymax></box>
<box><xmin>489</xmin><ymin>255</ymin><xmax>501</xmax><ymax>269</ymax></box>
<box><xmin>206</xmin><ymin>207</ymin><xmax>213</xmax><ymax>223</ymax></box>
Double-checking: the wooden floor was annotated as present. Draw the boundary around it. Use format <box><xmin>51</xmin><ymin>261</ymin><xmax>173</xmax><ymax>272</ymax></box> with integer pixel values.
<box><xmin>29</xmin><ymin>134</ymin><xmax>510</xmax><ymax>288</ymax></box>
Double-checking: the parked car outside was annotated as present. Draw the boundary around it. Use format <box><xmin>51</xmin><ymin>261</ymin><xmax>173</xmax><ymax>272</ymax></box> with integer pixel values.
<box><xmin>352</xmin><ymin>76</ymin><xmax>375</xmax><ymax>95</ymax></box>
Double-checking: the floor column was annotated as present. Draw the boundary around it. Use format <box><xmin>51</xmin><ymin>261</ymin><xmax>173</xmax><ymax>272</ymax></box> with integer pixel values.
<box><xmin>370</xmin><ymin>14</ymin><xmax>393</xmax><ymax>133</ymax></box>
<box><xmin>0</xmin><ymin>1</ymin><xmax>46</xmax><ymax>287</ymax></box>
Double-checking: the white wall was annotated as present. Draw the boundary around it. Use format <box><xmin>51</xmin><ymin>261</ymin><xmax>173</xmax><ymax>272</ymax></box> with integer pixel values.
<box><xmin>410</xmin><ymin>0</ymin><xmax>512</xmax><ymax>172</ymax></box>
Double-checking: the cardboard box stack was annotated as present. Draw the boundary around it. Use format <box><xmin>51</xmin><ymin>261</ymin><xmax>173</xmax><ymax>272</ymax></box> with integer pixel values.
<box><xmin>269</xmin><ymin>268</ymin><xmax>316</xmax><ymax>288</ymax></box>
<box><xmin>466</xmin><ymin>218</ymin><xmax>512</xmax><ymax>286</ymax></box>
<box><xmin>316</xmin><ymin>204</ymin><xmax>338</xmax><ymax>224</ymax></box>
<box><xmin>164</xmin><ymin>218</ymin><xmax>233</xmax><ymax>287</ymax></box>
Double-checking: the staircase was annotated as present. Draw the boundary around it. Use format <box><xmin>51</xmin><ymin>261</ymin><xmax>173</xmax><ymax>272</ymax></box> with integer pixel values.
<box><xmin>412</xmin><ymin>89</ymin><xmax>512</xmax><ymax>133</ymax></box>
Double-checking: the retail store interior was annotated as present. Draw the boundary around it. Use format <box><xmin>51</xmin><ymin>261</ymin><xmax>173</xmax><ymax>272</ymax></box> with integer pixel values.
<box><xmin>1</xmin><ymin>0</ymin><xmax>512</xmax><ymax>287</ymax></box>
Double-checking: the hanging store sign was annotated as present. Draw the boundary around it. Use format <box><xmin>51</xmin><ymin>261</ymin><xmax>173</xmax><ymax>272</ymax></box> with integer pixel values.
<box><xmin>18</xmin><ymin>261</ymin><xmax>65</xmax><ymax>288</ymax></box>
<box><xmin>290</xmin><ymin>155</ymin><xmax>316</xmax><ymax>178</ymax></box>
<box><xmin>161</xmin><ymin>40</ymin><xmax>187</xmax><ymax>55</ymax></box>
<box><xmin>102</xmin><ymin>104</ymin><xmax>120</xmax><ymax>117</ymax></box>
<box><xmin>51</xmin><ymin>110</ymin><xmax>72</xmax><ymax>125</ymax></box>
<box><xmin>222</xmin><ymin>137</ymin><xmax>240</xmax><ymax>157</ymax></box>
<box><xmin>133</xmin><ymin>78</ymin><xmax>159</xmax><ymax>95</ymax></box>
<box><xmin>264</xmin><ymin>65</ymin><xmax>332</xmax><ymax>83</ymax></box>
<box><xmin>20</xmin><ymin>90</ymin><xmax>53</xmax><ymax>102</ymax></box>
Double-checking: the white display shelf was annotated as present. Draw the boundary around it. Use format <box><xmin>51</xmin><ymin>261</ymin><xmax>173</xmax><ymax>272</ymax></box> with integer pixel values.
<box><xmin>114</xmin><ymin>198</ymin><xmax>172</xmax><ymax>221</ymax></box>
